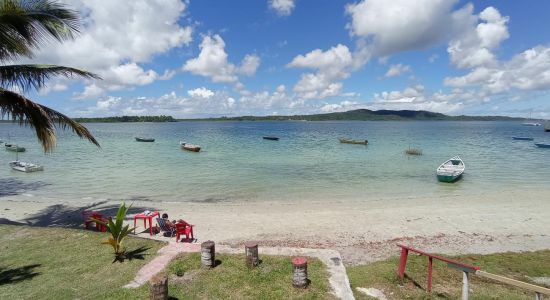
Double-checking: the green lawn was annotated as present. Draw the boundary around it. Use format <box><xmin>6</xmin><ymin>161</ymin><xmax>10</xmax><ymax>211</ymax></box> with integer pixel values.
<box><xmin>166</xmin><ymin>253</ymin><xmax>333</xmax><ymax>299</ymax></box>
<box><xmin>0</xmin><ymin>225</ymin><xmax>333</xmax><ymax>299</ymax></box>
<box><xmin>347</xmin><ymin>250</ymin><xmax>550</xmax><ymax>300</ymax></box>
<box><xmin>0</xmin><ymin>224</ymin><xmax>163</xmax><ymax>299</ymax></box>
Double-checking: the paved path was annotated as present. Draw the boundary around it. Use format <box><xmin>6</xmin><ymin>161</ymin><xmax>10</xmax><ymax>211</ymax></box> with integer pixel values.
<box><xmin>124</xmin><ymin>242</ymin><xmax>355</xmax><ymax>299</ymax></box>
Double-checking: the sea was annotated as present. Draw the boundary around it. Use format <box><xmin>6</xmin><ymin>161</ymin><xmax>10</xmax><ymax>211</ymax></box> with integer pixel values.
<box><xmin>1</xmin><ymin>121</ymin><xmax>549</xmax><ymax>204</ymax></box>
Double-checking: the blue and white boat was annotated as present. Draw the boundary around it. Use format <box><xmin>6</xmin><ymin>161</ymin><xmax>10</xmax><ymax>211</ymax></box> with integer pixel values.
<box><xmin>535</xmin><ymin>143</ymin><xmax>550</xmax><ymax>148</ymax></box>
<box><xmin>512</xmin><ymin>137</ymin><xmax>534</xmax><ymax>141</ymax></box>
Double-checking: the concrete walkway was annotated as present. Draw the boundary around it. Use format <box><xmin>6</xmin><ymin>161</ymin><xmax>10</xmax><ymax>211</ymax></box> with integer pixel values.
<box><xmin>124</xmin><ymin>242</ymin><xmax>355</xmax><ymax>300</ymax></box>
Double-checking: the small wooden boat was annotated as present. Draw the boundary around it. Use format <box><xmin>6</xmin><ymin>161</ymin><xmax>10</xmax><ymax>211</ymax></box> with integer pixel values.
<box><xmin>135</xmin><ymin>137</ymin><xmax>155</xmax><ymax>142</ymax></box>
<box><xmin>5</xmin><ymin>144</ymin><xmax>25</xmax><ymax>152</ymax></box>
<box><xmin>9</xmin><ymin>161</ymin><xmax>44</xmax><ymax>172</ymax></box>
<box><xmin>405</xmin><ymin>147</ymin><xmax>422</xmax><ymax>155</ymax></box>
<box><xmin>180</xmin><ymin>141</ymin><xmax>201</xmax><ymax>152</ymax></box>
<box><xmin>339</xmin><ymin>138</ymin><xmax>368</xmax><ymax>145</ymax></box>
<box><xmin>512</xmin><ymin>137</ymin><xmax>534</xmax><ymax>141</ymax></box>
<box><xmin>262</xmin><ymin>136</ymin><xmax>279</xmax><ymax>141</ymax></box>
<box><xmin>535</xmin><ymin>143</ymin><xmax>550</xmax><ymax>148</ymax></box>
<box><xmin>436</xmin><ymin>156</ymin><xmax>465</xmax><ymax>183</ymax></box>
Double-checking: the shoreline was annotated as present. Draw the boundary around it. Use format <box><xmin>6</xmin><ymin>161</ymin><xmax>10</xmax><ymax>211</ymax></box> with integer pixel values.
<box><xmin>1</xmin><ymin>188</ymin><xmax>549</xmax><ymax>265</ymax></box>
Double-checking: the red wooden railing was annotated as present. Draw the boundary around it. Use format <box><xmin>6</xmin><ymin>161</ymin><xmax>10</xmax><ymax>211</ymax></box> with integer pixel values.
<box><xmin>396</xmin><ymin>244</ymin><xmax>480</xmax><ymax>293</ymax></box>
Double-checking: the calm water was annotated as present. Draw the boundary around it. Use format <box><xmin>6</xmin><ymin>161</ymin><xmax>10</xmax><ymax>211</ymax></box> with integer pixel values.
<box><xmin>1</xmin><ymin>121</ymin><xmax>549</xmax><ymax>203</ymax></box>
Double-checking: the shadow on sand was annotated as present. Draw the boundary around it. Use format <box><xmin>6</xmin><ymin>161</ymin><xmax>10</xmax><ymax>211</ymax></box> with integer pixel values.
<box><xmin>0</xmin><ymin>178</ymin><xmax>51</xmax><ymax>197</ymax></box>
<box><xmin>0</xmin><ymin>264</ymin><xmax>41</xmax><ymax>285</ymax></box>
<box><xmin>0</xmin><ymin>201</ymin><xmax>158</xmax><ymax>230</ymax></box>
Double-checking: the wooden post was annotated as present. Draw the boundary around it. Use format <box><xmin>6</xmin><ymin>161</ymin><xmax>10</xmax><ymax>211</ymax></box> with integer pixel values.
<box><xmin>149</xmin><ymin>274</ymin><xmax>168</xmax><ymax>300</ymax></box>
<box><xmin>427</xmin><ymin>256</ymin><xmax>433</xmax><ymax>293</ymax></box>
<box><xmin>462</xmin><ymin>271</ymin><xmax>469</xmax><ymax>300</ymax></box>
<box><xmin>245</xmin><ymin>241</ymin><xmax>259</xmax><ymax>268</ymax></box>
<box><xmin>201</xmin><ymin>240</ymin><xmax>215</xmax><ymax>268</ymax></box>
<box><xmin>397</xmin><ymin>247</ymin><xmax>409</xmax><ymax>281</ymax></box>
<box><xmin>292</xmin><ymin>257</ymin><xmax>309</xmax><ymax>288</ymax></box>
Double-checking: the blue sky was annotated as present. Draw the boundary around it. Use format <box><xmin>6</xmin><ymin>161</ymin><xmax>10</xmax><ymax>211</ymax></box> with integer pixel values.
<box><xmin>22</xmin><ymin>0</ymin><xmax>550</xmax><ymax>118</ymax></box>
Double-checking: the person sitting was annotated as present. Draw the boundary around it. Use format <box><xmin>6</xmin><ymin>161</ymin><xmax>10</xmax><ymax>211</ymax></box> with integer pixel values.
<box><xmin>161</xmin><ymin>213</ymin><xmax>184</xmax><ymax>229</ymax></box>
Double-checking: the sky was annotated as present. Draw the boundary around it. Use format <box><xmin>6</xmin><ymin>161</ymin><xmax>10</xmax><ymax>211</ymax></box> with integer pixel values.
<box><xmin>18</xmin><ymin>0</ymin><xmax>550</xmax><ymax>118</ymax></box>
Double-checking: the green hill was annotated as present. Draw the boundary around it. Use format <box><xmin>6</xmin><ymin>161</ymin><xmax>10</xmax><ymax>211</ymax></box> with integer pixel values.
<box><xmin>183</xmin><ymin>109</ymin><xmax>522</xmax><ymax>121</ymax></box>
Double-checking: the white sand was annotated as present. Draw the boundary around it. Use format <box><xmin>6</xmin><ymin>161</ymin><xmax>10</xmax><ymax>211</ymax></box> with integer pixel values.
<box><xmin>1</xmin><ymin>187</ymin><xmax>549</xmax><ymax>264</ymax></box>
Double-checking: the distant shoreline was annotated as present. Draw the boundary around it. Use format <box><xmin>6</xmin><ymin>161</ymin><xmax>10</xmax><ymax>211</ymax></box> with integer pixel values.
<box><xmin>1</xmin><ymin>108</ymin><xmax>537</xmax><ymax>123</ymax></box>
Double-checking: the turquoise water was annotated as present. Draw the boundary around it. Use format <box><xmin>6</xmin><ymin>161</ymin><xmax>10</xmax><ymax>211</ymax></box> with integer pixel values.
<box><xmin>1</xmin><ymin>121</ymin><xmax>549</xmax><ymax>203</ymax></box>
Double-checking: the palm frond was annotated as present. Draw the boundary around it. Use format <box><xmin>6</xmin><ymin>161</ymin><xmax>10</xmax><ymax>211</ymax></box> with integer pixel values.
<box><xmin>0</xmin><ymin>0</ymin><xmax>81</xmax><ymax>61</ymax></box>
<box><xmin>0</xmin><ymin>64</ymin><xmax>101</xmax><ymax>92</ymax></box>
<box><xmin>0</xmin><ymin>87</ymin><xmax>100</xmax><ymax>152</ymax></box>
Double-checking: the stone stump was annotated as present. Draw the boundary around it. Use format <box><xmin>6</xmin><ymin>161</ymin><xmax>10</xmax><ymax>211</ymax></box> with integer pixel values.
<box><xmin>292</xmin><ymin>256</ymin><xmax>309</xmax><ymax>288</ymax></box>
<box><xmin>245</xmin><ymin>241</ymin><xmax>259</xmax><ymax>268</ymax></box>
<box><xmin>201</xmin><ymin>240</ymin><xmax>216</xmax><ymax>268</ymax></box>
<box><xmin>149</xmin><ymin>274</ymin><xmax>168</xmax><ymax>300</ymax></box>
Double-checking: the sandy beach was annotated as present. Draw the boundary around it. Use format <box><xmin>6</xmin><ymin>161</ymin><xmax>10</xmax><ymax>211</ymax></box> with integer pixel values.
<box><xmin>1</xmin><ymin>187</ymin><xmax>549</xmax><ymax>265</ymax></box>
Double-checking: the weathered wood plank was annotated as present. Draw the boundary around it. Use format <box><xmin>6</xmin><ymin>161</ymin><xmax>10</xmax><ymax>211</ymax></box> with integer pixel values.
<box><xmin>475</xmin><ymin>270</ymin><xmax>550</xmax><ymax>295</ymax></box>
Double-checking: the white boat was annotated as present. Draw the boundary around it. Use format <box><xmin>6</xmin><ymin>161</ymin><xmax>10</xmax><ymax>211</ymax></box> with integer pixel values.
<box><xmin>436</xmin><ymin>156</ymin><xmax>465</xmax><ymax>183</ymax></box>
<box><xmin>521</xmin><ymin>122</ymin><xmax>541</xmax><ymax>126</ymax></box>
<box><xmin>180</xmin><ymin>141</ymin><xmax>201</xmax><ymax>152</ymax></box>
<box><xmin>521</xmin><ymin>111</ymin><xmax>541</xmax><ymax>126</ymax></box>
<box><xmin>9</xmin><ymin>161</ymin><xmax>44</xmax><ymax>172</ymax></box>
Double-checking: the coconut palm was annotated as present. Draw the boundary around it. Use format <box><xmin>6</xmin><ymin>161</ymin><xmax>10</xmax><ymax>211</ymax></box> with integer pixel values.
<box><xmin>0</xmin><ymin>0</ymin><xmax>100</xmax><ymax>152</ymax></box>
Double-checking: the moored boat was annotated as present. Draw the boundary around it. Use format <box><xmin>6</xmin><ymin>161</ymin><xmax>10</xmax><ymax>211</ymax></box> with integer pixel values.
<box><xmin>9</xmin><ymin>161</ymin><xmax>44</xmax><ymax>172</ymax></box>
<box><xmin>535</xmin><ymin>143</ymin><xmax>550</xmax><ymax>148</ymax></box>
<box><xmin>405</xmin><ymin>147</ymin><xmax>422</xmax><ymax>155</ymax></box>
<box><xmin>512</xmin><ymin>137</ymin><xmax>534</xmax><ymax>141</ymax></box>
<box><xmin>135</xmin><ymin>137</ymin><xmax>155</xmax><ymax>142</ymax></box>
<box><xmin>262</xmin><ymin>136</ymin><xmax>279</xmax><ymax>141</ymax></box>
<box><xmin>436</xmin><ymin>156</ymin><xmax>465</xmax><ymax>183</ymax></box>
<box><xmin>521</xmin><ymin>122</ymin><xmax>541</xmax><ymax>126</ymax></box>
<box><xmin>339</xmin><ymin>138</ymin><xmax>368</xmax><ymax>145</ymax></box>
<box><xmin>5</xmin><ymin>144</ymin><xmax>25</xmax><ymax>152</ymax></box>
<box><xmin>180</xmin><ymin>141</ymin><xmax>201</xmax><ymax>152</ymax></box>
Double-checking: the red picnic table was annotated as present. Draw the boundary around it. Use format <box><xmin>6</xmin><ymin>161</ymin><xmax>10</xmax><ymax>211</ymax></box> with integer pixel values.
<box><xmin>133</xmin><ymin>211</ymin><xmax>160</xmax><ymax>235</ymax></box>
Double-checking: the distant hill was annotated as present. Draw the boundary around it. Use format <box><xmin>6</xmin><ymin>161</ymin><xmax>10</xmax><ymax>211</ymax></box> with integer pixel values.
<box><xmin>182</xmin><ymin>109</ymin><xmax>523</xmax><ymax>121</ymax></box>
<box><xmin>73</xmin><ymin>115</ymin><xmax>176</xmax><ymax>123</ymax></box>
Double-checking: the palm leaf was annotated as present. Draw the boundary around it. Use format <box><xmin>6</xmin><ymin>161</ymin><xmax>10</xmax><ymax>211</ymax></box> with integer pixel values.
<box><xmin>0</xmin><ymin>64</ymin><xmax>101</xmax><ymax>92</ymax></box>
<box><xmin>0</xmin><ymin>0</ymin><xmax>80</xmax><ymax>61</ymax></box>
<box><xmin>0</xmin><ymin>87</ymin><xmax>100</xmax><ymax>152</ymax></box>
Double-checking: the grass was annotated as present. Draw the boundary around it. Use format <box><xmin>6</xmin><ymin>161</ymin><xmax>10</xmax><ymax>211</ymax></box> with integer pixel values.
<box><xmin>347</xmin><ymin>250</ymin><xmax>550</xmax><ymax>300</ymax></box>
<box><xmin>0</xmin><ymin>225</ymin><xmax>333</xmax><ymax>299</ymax></box>
<box><xmin>0</xmin><ymin>224</ymin><xmax>164</xmax><ymax>299</ymax></box>
<box><xmin>165</xmin><ymin>252</ymin><xmax>334</xmax><ymax>299</ymax></box>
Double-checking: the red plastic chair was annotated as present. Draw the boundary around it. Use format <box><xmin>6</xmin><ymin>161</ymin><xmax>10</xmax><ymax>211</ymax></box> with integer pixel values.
<box><xmin>82</xmin><ymin>210</ymin><xmax>110</xmax><ymax>232</ymax></box>
<box><xmin>175</xmin><ymin>221</ymin><xmax>194</xmax><ymax>242</ymax></box>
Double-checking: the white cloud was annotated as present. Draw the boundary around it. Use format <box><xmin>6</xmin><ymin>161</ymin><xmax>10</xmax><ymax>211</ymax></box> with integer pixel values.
<box><xmin>447</xmin><ymin>5</ymin><xmax>509</xmax><ymax>69</ymax></box>
<box><xmin>183</xmin><ymin>35</ymin><xmax>237</xmax><ymax>83</ymax></box>
<box><xmin>346</xmin><ymin>0</ymin><xmax>460</xmax><ymax>56</ymax></box>
<box><xmin>320</xmin><ymin>101</ymin><xmax>361</xmax><ymax>113</ymax></box>
<box><xmin>371</xmin><ymin>85</ymin><xmax>464</xmax><ymax>113</ymax></box>
<box><xmin>238</xmin><ymin>54</ymin><xmax>261</xmax><ymax>76</ymax></box>
<box><xmin>38</xmin><ymin>82</ymin><xmax>68</xmax><ymax>96</ymax></box>
<box><xmin>269</xmin><ymin>0</ymin><xmax>295</xmax><ymax>16</ymax></box>
<box><xmin>78</xmin><ymin>90</ymin><xmax>238</xmax><ymax>118</ymax></box>
<box><xmin>22</xmin><ymin>0</ymin><xmax>193</xmax><ymax>96</ymax></box>
<box><xmin>188</xmin><ymin>87</ymin><xmax>215</xmax><ymax>99</ymax></box>
<box><xmin>385</xmin><ymin>63</ymin><xmax>411</xmax><ymax>77</ymax></box>
<box><xmin>75</xmin><ymin>84</ymin><xmax>104</xmax><ymax>100</ymax></box>
<box><xmin>183</xmin><ymin>35</ymin><xmax>260</xmax><ymax>86</ymax></box>
<box><xmin>445</xmin><ymin>45</ymin><xmax>550</xmax><ymax>94</ymax></box>
<box><xmin>428</xmin><ymin>54</ymin><xmax>439</xmax><ymax>63</ymax></box>
<box><xmin>287</xmin><ymin>44</ymin><xmax>355</xmax><ymax>100</ymax></box>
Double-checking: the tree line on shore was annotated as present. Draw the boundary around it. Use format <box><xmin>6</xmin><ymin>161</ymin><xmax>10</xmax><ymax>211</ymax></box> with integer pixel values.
<box><xmin>74</xmin><ymin>115</ymin><xmax>176</xmax><ymax>123</ymax></box>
